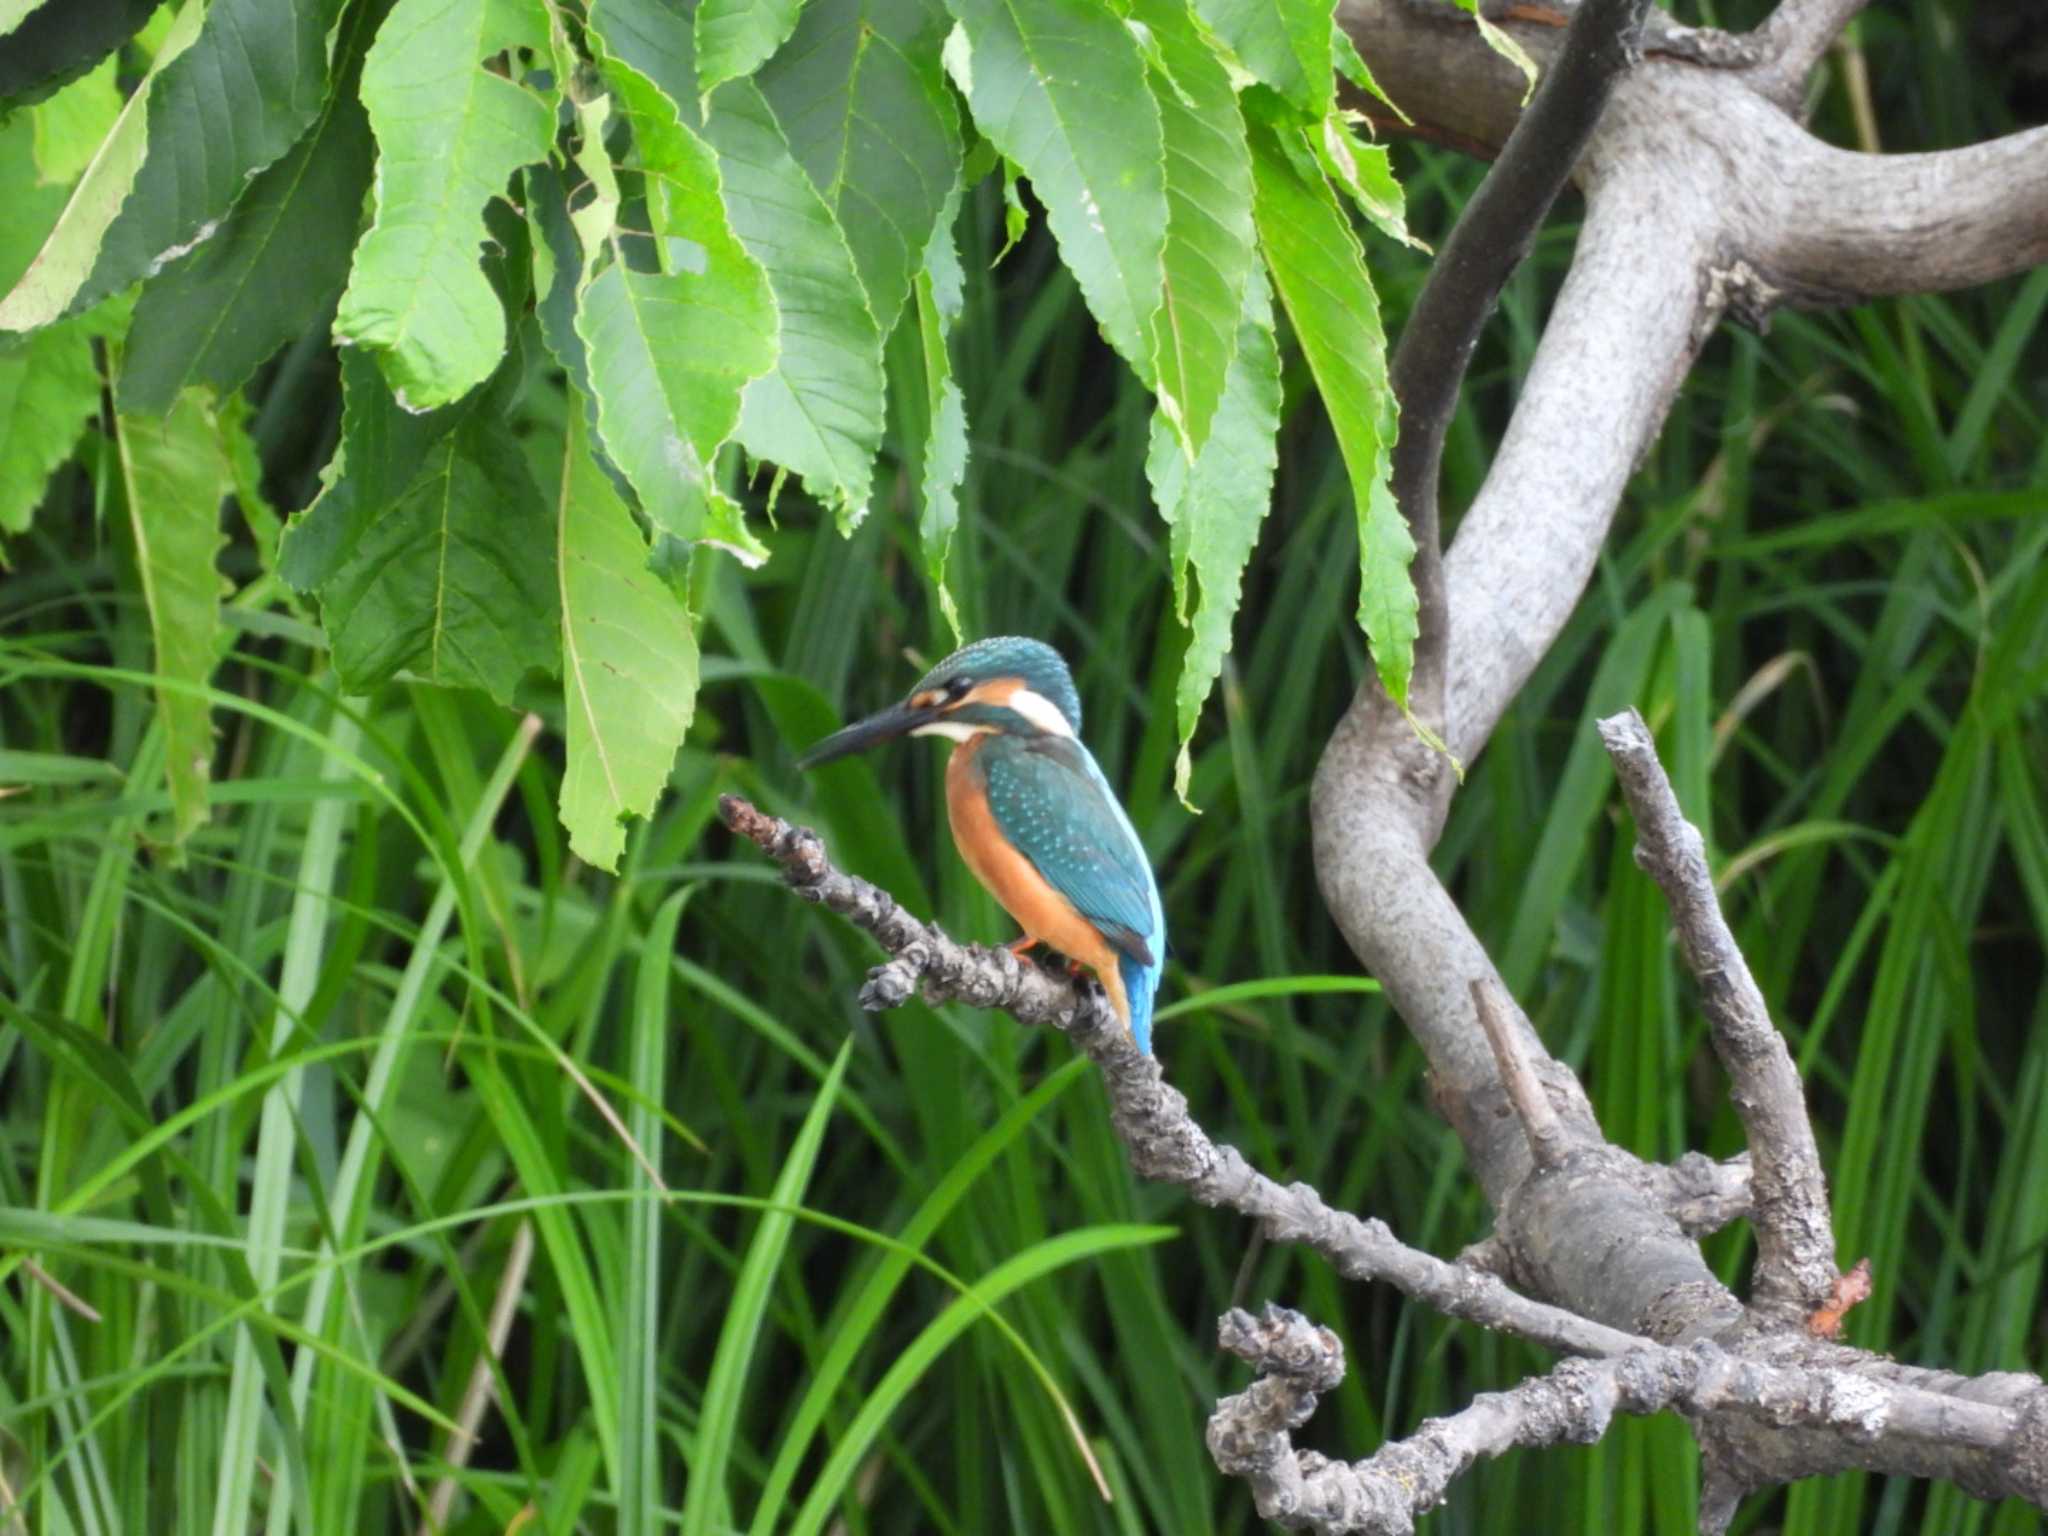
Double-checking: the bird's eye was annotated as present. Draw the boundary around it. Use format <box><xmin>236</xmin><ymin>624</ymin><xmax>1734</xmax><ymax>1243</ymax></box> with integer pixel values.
<box><xmin>944</xmin><ymin>676</ymin><xmax>973</xmax><ymax>701</ymax></box>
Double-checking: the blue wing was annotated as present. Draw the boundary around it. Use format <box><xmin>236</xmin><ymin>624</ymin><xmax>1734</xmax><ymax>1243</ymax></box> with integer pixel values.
<box><xmin>979</xmin><ymin>736</ymin><xmax>1161</xmax><ymax>969</ymax></box>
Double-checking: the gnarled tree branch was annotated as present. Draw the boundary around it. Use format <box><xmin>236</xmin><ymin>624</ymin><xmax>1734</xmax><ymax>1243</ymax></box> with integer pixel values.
<box><xmin>1598</xmin><ymin>708</ymin><xmax>1837</xmax><ymax>1324</ymax></box>
<box><xmin>721</xmin><ymin>794</ymin><xmax>2048</xmax><ymax>1526</ymax></box>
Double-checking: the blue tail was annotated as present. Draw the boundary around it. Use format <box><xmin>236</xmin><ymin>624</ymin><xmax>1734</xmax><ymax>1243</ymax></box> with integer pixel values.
<box><xmin>1121</xmin><ymin>953</ymin><xmax>1161</xmax><ymax>1055</ymax></box>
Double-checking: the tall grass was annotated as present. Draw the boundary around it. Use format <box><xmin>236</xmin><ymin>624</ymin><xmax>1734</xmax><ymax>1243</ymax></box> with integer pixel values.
<box><xmin>3</xmin><ymin>4</ymin><xmax>2045</xmax><ymax>1532</ymax></box>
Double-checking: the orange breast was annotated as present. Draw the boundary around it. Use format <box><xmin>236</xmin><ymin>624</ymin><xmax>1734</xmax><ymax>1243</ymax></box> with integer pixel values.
<box><xmin>946</xmin><ymin>739</ymin><xmax>1131</xmax><ymax>1026</ymax></box>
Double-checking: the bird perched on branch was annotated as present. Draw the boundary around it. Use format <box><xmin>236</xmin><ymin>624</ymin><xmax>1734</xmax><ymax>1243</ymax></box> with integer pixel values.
<box><xmin>799</xmin><ymin>636</ymin><xmax>1166</xmax><ymax>1052</ymax></box>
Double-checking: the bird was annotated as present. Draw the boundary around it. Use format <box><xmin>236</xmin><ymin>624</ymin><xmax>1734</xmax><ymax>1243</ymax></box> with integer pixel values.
<box><xmin>798</xmin><ymin>636</ymin><xmax>1167</xmax><ymax>1053</ymax></box>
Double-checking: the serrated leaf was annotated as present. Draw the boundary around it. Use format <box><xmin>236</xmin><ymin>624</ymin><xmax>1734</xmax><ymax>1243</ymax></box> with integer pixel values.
<box><xmin>996</xmin><ymin>154</ymin><xmax>1028</xmax><ymax>260</ymax></box>
<box><xmin>0</xmin><ymin>317</ymin><xmax>97</xmax><ymax>538</ymax></box>
<box><xmin>914</xmin><ymin>185</ymin><xmax>967</xmax><ymax>641</ymax></box>
<box><xmin>1249</xmin><ymin>119</ymin><xmax>1413</xmax><ymax>705</ymax></box>
<box><xmin>573</xmin><ymin>39</ymin><xmax>778</xmax><ymax>563</ymax></box>
<box><xmin>0</xmin><ymin>1</ymin><xmax>202</xmax><ymax>331</ymax></box>
<box><xmin>0</xmin><ymin>0</ymin><xmax>154</xmax><ymax>108</ymax></box>
<box><xmin>1146</xmin><ymin>264</ymin><xmax>1280</xmax><ymax>804</ymax></box>
<box><xmin>526</xmin><ymin>157</ymin><xmax>640</xmax><ymax>510</ymax></box>
<box><xmin>116</xmin><ymin>391</ymin><xmax>230</xmax><ymax>846</ymax></box>
<box><xmin>0</xmin><ymin>112</ymin><xmax>74</xmax><ymax>292</ymax></box>
<box><xmin>277</xmin><ymin>348</ymin><xmax>470</xmax><ymax>591</ymax></box>
<box><xmin>1331</xmin><ymin>16</ymin><xmax>1405</xmax><ymax>120</ymax></box>
<box><xmin>705</xmin><ymin>78</ymin><xmax>884</xmax><ymax>530</ymax></box>
<box><xmin>1448</xmin><ymin>0</ymin><xmax>1538</xmax><ymax>95</ymax></box>
<box><xmin>28</xmin><ymin>53</ymin><xmax>119</xmax><ymax>186</ymax></box>
<box><xmin>1314</xmin><ymin>110</ymin><xmax>1416</xmax><ymax>248</ymax></box>
<box><xmin>120</xmin><ymin>90</ymin><xmax>375</xmax><ymax>414</ymax></box>
<box><xmin>1131</xmin><ymin>0</ymin><xmax>1253</xmax><ymax>458</ymax></box>
<box><xmin>319</xmin><ymin>413</ymin><xmax>559</xmax><ymax>702</ymax></box>
<box><xmin>587</xmin><ymin>0</ymin><xmax>697</xmax><ymax>107</ymax></box>
<box><xmin>757</xmin><ymin>0</ymin><xmax>963</xmax><ymax>335</ymax></box>
<box><xmin>1193</xmin><ymin>0</ymin><xmax>1332</xmax><ymax>119</ymax></box>
<box><xmin>944</xmin><ymin>0</ymin><xmax>1166</xmax><ymax>381</ymax></box>
<box><xmin>215</xmin><ymin>389</ymin><xmax>283</xmax><ymax>575</ymax></box>
<box><xmin>0</xmin><ymin>0</ymin><xmax>340</xmax><ymax>333</ymax></box>
<box><xmin>556</xmin><ymin>392</ymin><xmax>698</xmax><ymax>871</ymax></box>
<box><xmin>333</xmin><ymin>0</ymin><xmax>557</xmax><ymax>409</ymax></box>
<box><xmin>695</xmin><ymin>0</ymin><xmax>804</xmax><ymax>101</ymax></box>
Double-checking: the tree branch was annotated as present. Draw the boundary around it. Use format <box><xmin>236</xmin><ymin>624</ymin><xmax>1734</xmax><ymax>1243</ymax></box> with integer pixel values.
<box><xmin>1387</xmin><ymin>0</ymin><xmax>1653</xmax><ymax>723</ymax></box>
<box><xmin>718</xmin><ymin>794</ymin><xmax>1641</xmax><ymax>1360</ymax></box>
<box><xmin>1747</xmin><ymin>0</ymin><xmax>1871</xmax><ymax>111</ymax></box>
<box><xmin>1211</xmin><ymin>1305</ymin><xmax>2046</xmax><ymax>1536</ymax></box>
<box><xmin>1763</xmin><ymin>125</ymin><xmax>2048</xmax><ymax>302</ymax></box>
<box><xmin>1471</xmin><ymin>980</ymin><xmax>1572</xmax><ymax>1171</ymax></box>
<box><xmin>1597</xmin><ymin>709</ymin><xmax>1837</xmax><ymax>1323</ymax></box>
<box><xmin>723</xmin><ymin>794</ymin><xmax>2048</xmax><ymax>1520</ymax></box>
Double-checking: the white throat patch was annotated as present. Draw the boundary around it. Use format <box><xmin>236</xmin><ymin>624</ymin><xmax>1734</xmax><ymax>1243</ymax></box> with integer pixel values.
<box><xmin>1004</xmin><ymin>687</ymin><xmax>1075</xmax><ymax>738</ymax></box>
<box><xmin>912</xmin><ymin>720</ymin><xmax>988</xmax><ymax>743</ymax></box>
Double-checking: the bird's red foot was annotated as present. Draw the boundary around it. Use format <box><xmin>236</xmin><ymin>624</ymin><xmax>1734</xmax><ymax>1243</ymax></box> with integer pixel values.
<box><xmin>1006</xmin><ymin>936</ymin><xmax>1041</xmax><ymax>957</ymax></box>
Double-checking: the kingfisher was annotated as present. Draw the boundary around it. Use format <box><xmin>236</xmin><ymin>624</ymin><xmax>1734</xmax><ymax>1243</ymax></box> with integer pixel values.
<box><xmin>799</xmin><ymin>636</ymin><xmax>1167</xmax><ymax>1053</ymax></box>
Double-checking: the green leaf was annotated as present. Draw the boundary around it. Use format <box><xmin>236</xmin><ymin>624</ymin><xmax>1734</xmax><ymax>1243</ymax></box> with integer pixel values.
<box><xmin>694</xmin><ymin>0</ymin><xmax>803</xmax><ymax>102</ymax></box>
<box><xmin>1248</xmin><ymin>119</ymin><xmax>1413</xmax><ymax>704</ymax></box>
<box><xmin>705</xmin><ymin>78</ymin><xmax>885</xmax><ymax>530</ymax></box>
<box><xmin>318</xmin><ymin>413</ymin><xmax>560</xmax><ymax>703</ymax></box>
<box><xmin>575</xmin><ymin>28</ymin><xmax>778</xmax><ymax>562</ymax></box>
<box><xmin>0</xmin><ymin>112</ymin><xmax>73</xmax><ymax>293</ymax></box>
<box><xmin>757</xmin><ymin>0</ymin><xmax>963</xmax><ymax>335</ymax></box>
<box><xmin>526</xmin><ymin>155</ymin><xmax>640</xmax><ymax>512</ymax></box>
<box><xmin>28</xmin><ymin>52</ymin><xmax>119</xmax><ymax>186</ymax></box>
<box><xmin>277</xmin><ymin>348</ymin><xmax>471</xmax><ymax>591</ymax></box>
<box><xmin>1447</xmin><ymin>0</ymin><xmax>1538</xmax><ymax>96</ymax></box>
<box><xmin>334</xmin><ymin>0</ymin><xmax>558</xmax><ymax>409</ymax></box>
<box><xmin>1192</xmin><ymin>0</ymin><xmax>1332</xmax><ymax>119</ymax></box>
<box><xmin>0</xmin><ymin>0</ymin><xmax>154</xmax><ymax>108</ymax></box>
<box><xmin>1313</xmin><ymin>110</ymin><xmax>1417</xmax><ymax>249</ymax></box>
<box><xmin>0</xmin><ymin>0</ymin><xmax>341</xmax><ymax>333</ymax></box>
<box><xmin>1147</xmin><ymin>263</ymin><xmax>1280</xmax><ymax>803</ymax></box>
<box><xmin>914</xmin><ymin>186</ymin><xmax>968</xmax><ymax>641</ymax></box>
<box><xmin>944</xmin><ymin>0</ymin><xmax>1166</xmax><ymax>381</ymax></box>
<box><xmin>216</xmin><ymin>389</ymin><xmax>284</xmax><ymax>576</ymax></box>
<box><xmin>119</xmin><ymin>91</ymin><xmax>375</xmax><ymax>414</ymax></box>
<box><xmin>0</xmin><ymin>317</ymin><xmax>98</xmax><ymax>537</ymax></box>
<box><xmin>1331</xmin><ymin>15</ymin><xmax>1406</xmax><ymax>120</ymax></box>
<box><xmin>1131</xmin><ymin>0</ymin><xmax>1255</xmax><ymax>457</ymax></box>
<box><xmin>556</xmin><ymin>393</ymin><xmax>698</xmax><ymax>872</ymax></box>
<box><xmin>0</xmin><ymin>0</ymin><xmax>202</xmax><ymax>332</ymax></box>
<box><xmin>115</xmin><ymin>391</ymin><xmax>230</xmax><ymax>846</ymax></box>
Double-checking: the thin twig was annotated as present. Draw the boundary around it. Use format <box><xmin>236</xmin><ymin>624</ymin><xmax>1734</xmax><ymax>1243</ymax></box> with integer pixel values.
<box><xmin>1388</xmin><ymin>0</ymin><xmax>1654</xmax><ymax>720</ymax></box>
<box><xmin>1471</xmin><ymin>980</ymin><xmax>1571</xmax><ymax>1170</ymax></box>
<box><xmin>1597</xmin><ymin>709</ymin><xmax>1836</xmax><ymax>1321</ymax></box>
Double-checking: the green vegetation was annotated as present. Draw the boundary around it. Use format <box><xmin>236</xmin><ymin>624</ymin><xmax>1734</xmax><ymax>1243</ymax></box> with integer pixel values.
<box><xmin>1</xmin><ymin>0</ymin><xmax>2044</xmax><ymax>1532</ymax></box>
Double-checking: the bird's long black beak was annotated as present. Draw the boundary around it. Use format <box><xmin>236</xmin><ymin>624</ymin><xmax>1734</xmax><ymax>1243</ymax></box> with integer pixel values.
<box><xmin>797</xmin><ymin>700</ymin><xmax>934</xmax><ymax>769</ymax></box>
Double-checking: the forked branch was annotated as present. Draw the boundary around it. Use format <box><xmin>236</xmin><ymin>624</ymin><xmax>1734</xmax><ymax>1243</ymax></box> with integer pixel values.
<box><xmin>722</xmin><ymin>793</ymin><xmax>2048</xmax><ymax>1527</ymax></box>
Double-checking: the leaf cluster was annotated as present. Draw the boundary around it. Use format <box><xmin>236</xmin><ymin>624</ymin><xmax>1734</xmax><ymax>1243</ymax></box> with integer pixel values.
<box><xmin>0</xmin><ymin>0</ymin><xmax>1431</xmax><ymax>858</ymax></box>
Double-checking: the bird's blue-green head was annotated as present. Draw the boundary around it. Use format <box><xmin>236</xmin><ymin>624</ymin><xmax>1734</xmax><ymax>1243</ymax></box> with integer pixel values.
<box><xmin>798</xmin><ymin>636</ymin><xmax>1083</xmax><ymax>766</ymax></box>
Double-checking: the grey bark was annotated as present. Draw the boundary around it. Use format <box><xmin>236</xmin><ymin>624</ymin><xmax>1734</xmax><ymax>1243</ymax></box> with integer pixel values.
<box><xmin>722</xmin><ymin>793</ymin><xmax>2048</xmax><ymax>1518</ymax></box>
<box><xmin>731</xmin><ymin>0</ymin><xmax>2048</xmax><ymax>1524</ymax></box>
